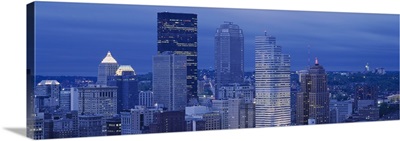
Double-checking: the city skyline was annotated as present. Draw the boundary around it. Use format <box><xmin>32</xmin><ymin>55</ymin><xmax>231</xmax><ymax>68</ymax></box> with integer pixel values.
<box><xmin>34</xmin><ymin>2</ymin><xmax>399</xmax><ymax>76</ymax></box>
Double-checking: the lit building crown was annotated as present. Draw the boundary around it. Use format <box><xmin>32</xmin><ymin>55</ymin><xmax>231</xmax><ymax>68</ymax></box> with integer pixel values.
<box><xmin>115</xmin><ymin>65</ymin><xmax>136</xmax><ymax>76</ymax></box>
<box><xmin>101</xmin><ymin>51</ymin><xmax>118</xmax><ymax>64</ymax></box>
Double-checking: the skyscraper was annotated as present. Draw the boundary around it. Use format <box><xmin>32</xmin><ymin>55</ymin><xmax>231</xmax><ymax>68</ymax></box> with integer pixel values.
<box><xmin>60</xmin><ymin>88</ymin><xmax>72</xmax><ymax>111</ymax></box>
<box><xmin>34</xmin><ymin>80</ymin><xmax>61</xmax><ymax>112</ymax></box>
<box><xmin>107</xmin><ymin>65</ymin><xmax>139</xmax><ymax>113</ymax></box>
<box><xmin>296</xmin><ymin>58</ymin><xmax>329</xmax><ymax>125</ymax></box>
<box><xmin>97</xmin><ymin>51</ymin><xmax>119</xmax><ymax>86</ymax></box>
<box><xmin>214</xmin><ymin>22</ymin><xmax>244</xmax><ymax>96</ymax></box>
<box><xmin>153</xmin><ymin>53</ymin><xmax>187</xmax><ymax>111</ymax></box>
<box><xmin>157</xmin><ymin>12</ymin><xmax>198</xmax><ymax>102</ymax></box>
<box><xmin>254</xmin><ymin>32</ymin><xmax>291</xmax><ymax>127</ymax></box>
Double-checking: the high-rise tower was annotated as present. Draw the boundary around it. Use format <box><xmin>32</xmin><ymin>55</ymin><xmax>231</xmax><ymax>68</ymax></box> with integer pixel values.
<box><xmin>107</xmin><ymin>65</ymin><xmax>138</xmax><ymax>113</ymax></box>
<box><xmin>157</xmin><ymin>12</ymin><xmax>198</xmax><ymax>103</ymax></box>
<box><xmin>97</xmin><ymin>51</ymin><xmax>119</xmax><ymax>86</ymax></box>
<box><xmin>153</xmin><ymin>53</ymin><xmax>187</xmax><ymax>111</ymax></box>
<box><xmin>214</xmin><ymin>22</ymin><xmax>244</xmax><ymax>99</ymax></box>
<box><xmin>296</xmin><ymin>58</ymin><xmax>329</xmax><ymax>125</ymax></box>
<box><xmin>254</xmin><ymin>32</ymin><xmax>291</xmax><ymax>127</ymax></box>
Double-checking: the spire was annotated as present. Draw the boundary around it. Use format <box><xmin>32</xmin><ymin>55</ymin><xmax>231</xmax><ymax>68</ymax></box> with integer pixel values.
<box><xmin>101</xmin><ymin>51</ymin><xmax>118</xmax><ymax>63</ymax></box>
<box><xmin>315</xmin><ymin>57</ymin><xmax>319</xmax><ymax>65</ymax></box>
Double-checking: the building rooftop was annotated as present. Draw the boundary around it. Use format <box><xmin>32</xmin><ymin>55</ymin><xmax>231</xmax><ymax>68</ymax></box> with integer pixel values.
<box><xmin>115</xmin><ymin>65</ymin><xmax>135</xmax><ymax>76</ymax></box>
<box><xmin>37</xmin><ymin>80</ymin><xmax>60</xmax><ymax>85</ymax></box>
<box><xmin>101</xmin><ymin>51</ymin><xmax>118</xmax><ymax>64</ymax></box>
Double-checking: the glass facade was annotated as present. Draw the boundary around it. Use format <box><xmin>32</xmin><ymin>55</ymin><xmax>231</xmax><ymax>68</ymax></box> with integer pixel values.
<box><xmin>157</xmin><ymin>12</ymin><xmax>198</xmax><ymax>102</ymax></box>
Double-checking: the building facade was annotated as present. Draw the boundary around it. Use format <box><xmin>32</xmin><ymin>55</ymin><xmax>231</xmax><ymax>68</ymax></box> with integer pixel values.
<box><xmin>254</xmin><ymin>33</ymin><xmax>291</xmax><ymax>127</ymax></box>
<box><xmin>214</xmin><ymin>22</ymin><xmax>244</xmax><ymax>96</ymax></box>
<box><xmin>296</xmin><ymin>59</ymin><xmax>329</xmax><ymax>125</ymax></box>
<box><xmin>120</xmin><ymin>106</ymin><xmax>161</xmax><ymax>134</ymax></box>
<box><xmin>34</xmin><ymin>80</ymin><xmax>61</xmax><ymax>112</ymax></box>
<box><xmin>217</xmin><ymin>83</ymin><xmax>254</xmax><ymax>103</ymax></box>
<box><xmin>77</xmin><ymin>85</ymin><xmax>118</xmax><ymax>119</ymax></box>
<box><xmin>153</xmin><ymin>53</ymin><xmax>187</xmax><ymax>111</ymax></box>
<box><xmin>139</xmin><ymin>91</ymin><xmax>154</xmax><ymax>108</ymax></box>
<box><xmin>97</xmin><ymin>51</ymin><xmax>119</xmax><ymax>86</ymax></box>
<box><xmin>107</xmin><ymin>65</ymin><xmax>138</xmax><ymax>113</ymax></box>
<box><xmin>157</xmin><ymin>12</ymin><xmax>198</xmax><ymax>102</ymax></box>
<box><xmin>78</xmin><ymin>115</ymin><xmax>103</xmax><ymax>137</ymax></box>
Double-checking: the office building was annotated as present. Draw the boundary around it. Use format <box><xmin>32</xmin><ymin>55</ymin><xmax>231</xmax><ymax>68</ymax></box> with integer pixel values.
<box><xmin>217</xmin><ymin>83</ymin><xmax>254</xmax><ymax>103</ymax></box>
<box><xmin>149</xmin><ymin>110</ymin><xmax>186</xmax><ymax>133</ymax></box>
<box><xmin>329</xmin><ymin>100</ymin><xmax>352</xmax><ymax>123</ymax></box>
<box><xmin>78</xmin><ymin>114</ymin><xmax>103</xmax><ymax>137</ymax></box>
<box><xmin>139</xmin><ymin>91</ymin><xmax>154</xmax><ymax>107</ymax></box>
<box><xmin>97</xmin><ymin>51</ymin><xmax>119</xmax><ymax>86</ymax></box>
<box><xmin>77</xmin><ymin>85</ymin><xmax>118</xmax><ymax>119</ymax></box>
<box><xmin>254</xmin><ymin>32</ymin><xmax>291</xmax><ymax>127</ymax></box>
<box><xmin>157</xmin><ymin>12</ymin><xmax>198</xmax><ymax>102</ymax></box>
<box><xmin>34</xmin><ymin>80</ymin><xmax>61</xmax><ymax>112</ymax></box>
<box><xmin>60</xmin><ymin>88</ymin><xmax>72</xmax><ymax>111</ymax></box>
<box><xmin>108</xmin><ymin>65</ymin><xmax>138</xmax><ymax>113</ymax></box>
<box><xmin>153</xmin><ymin>53</ymin><xmax>187</xmax><ymax>111</ymax></box>
<box><xmin>106</xmin><ymin>116</ymin><xmax>121</xmax><ymax>136</ymax></box>
<box><xmin>120</xmin><ymin>106</ymin><xmax>162</xmax><ymax>134</ymax></box>
<box><xmin>214</xmin><ymin>22</ymin><xmax>244</xmax><ymax>96</ymax></box>
<box><xmin>296</xmin><ymin>58</ymin><xmax>329</xmax><ymax>125</ymax></box>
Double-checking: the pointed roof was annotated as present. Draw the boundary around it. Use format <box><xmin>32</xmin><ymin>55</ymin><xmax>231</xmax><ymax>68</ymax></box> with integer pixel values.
<box><xmin>101</xmin><ymin>51</ymin><xmax>118</xmax><ymax>63</ymax></box>
<box><xmin>115</xmin><ymin>65</ymin><xmax>136</xmax><ymax>76</ymax></box>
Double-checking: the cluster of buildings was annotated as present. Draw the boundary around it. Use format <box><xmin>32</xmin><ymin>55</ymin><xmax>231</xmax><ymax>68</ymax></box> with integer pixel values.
<box><xmin>27</xmin><ymin>11</ymin><xmax>395</xmax><ymax>139</ymax></box>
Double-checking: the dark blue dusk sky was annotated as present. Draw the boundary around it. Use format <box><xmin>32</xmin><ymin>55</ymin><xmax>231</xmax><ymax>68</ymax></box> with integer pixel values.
<box><xmin>34</xmin><ymin>2</ymin><xmax>399</xmax><ymax>76</ymax></box>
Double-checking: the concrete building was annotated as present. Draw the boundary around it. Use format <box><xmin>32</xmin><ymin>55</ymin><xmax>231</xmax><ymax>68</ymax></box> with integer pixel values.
<box><xmin>217</xmin><ymin>83</ymin><xmax>254</xmax><ymax>103</ymax></box>
<box><xmin>329</xmin><ymin>100</ymin><xmax>352</xmax><ymax>123</ymax></box>
<box><xmin>78</xmin><ymin>114</ymin><xmax>103</xmax><ymax>137</ymax></box>
<box><xmin>139</xmin><ymin>91</ymin><xmax>154</xmax><ymax>107</ymax></box>
<box><xmin>97</xmin><ymin>51</ymin><xmax>119</xmax><ymax>86</ymax></box>
<box><xmin>254</xmin><ymin>32</ymin><xmax>291</xmax><ymax>127</ymax></box>
<box><xmin>153</xmin><ymin>53</ymin><xmax>187</xmax><ymax>111</ymax></box>
<box><xmin>77</xmin><ymin>85</ymin><xmax>118</xmax><ymax>119</ymax></box>
<box><xmin>60</xmin><ymin>88</ymin><xmax>72</xmax><ymax>111</ymax></box>
<box><xmin>120</xmin><ymin>106</ymin><xmax>162</xmax><ymax>134</ymax></box>
<box><xmin>34</xmin><ymin>80</ymin><xmax>61</xmax><ymax>112</ymax></box>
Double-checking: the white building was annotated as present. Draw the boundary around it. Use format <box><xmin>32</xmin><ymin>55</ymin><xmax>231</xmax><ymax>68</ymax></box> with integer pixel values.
<box><xmin>70</xmin><ymin>87</ymin><xmax>79</xmax><ymax>111</ymax></box>
<box><xmin>254</xmin><ymin>33</ymin><xmax>291</xmax><ymax>127</ymax></box>
<box><xmin>120</xmin><ymin>106</ymin><xmax>162</xmax><ymax>134</ymax></box>
<box><xmin>97</xmin><ymin>51</ymin><xmax>119</xmax><ymax>86</ymax></box>
<box><xmin>139</xmin><ymin>91</ymin><xmax>154</xmax><ymax>107</ymax></box>
<box><xmin>153</xmin><ymin>53</ymin><xmax>187</xmax><ymax>111</ymax></box>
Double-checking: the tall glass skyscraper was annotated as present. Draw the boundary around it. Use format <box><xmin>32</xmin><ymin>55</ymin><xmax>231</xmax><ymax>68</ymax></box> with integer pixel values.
<box><xmin>214</xmin><ymin>22</ymin><xmax>244</xmax><ymax>99</ymax></box>
<box><xmin>254</xmin><ymin>33</ymin><xmax>291</xmax><ymax>127</ymax></box>
<box><xmin>157</xmin><ymin>12</ymin><xmax>198</xmax><ymax>103</ymax></box>
<box><xmin>152</xmin><ymin>53</ymin><xmax>187</xmax><ymax>111</ymax></box>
